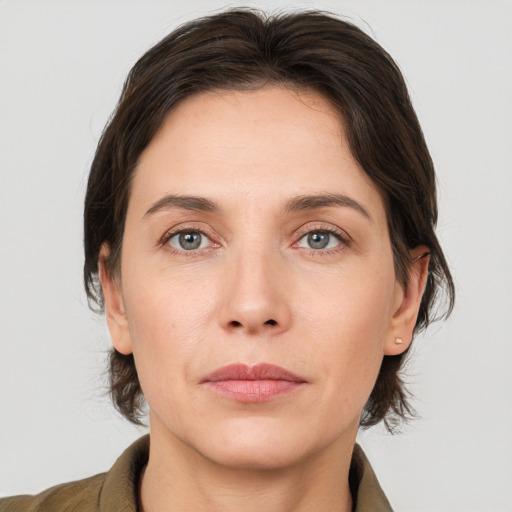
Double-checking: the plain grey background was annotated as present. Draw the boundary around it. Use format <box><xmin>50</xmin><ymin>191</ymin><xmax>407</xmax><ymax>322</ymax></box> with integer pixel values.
<box><xmin>1</xmin><ymin>0</ymin><xmax>511</xmax><ymax>510</ymax></box>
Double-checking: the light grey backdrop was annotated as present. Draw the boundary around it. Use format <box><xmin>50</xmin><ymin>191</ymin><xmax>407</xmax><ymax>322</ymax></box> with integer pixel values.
<box><xmin>1</xmin><ymin>1</ymin><xmax>511</xmax><ymax>510</ymax></box>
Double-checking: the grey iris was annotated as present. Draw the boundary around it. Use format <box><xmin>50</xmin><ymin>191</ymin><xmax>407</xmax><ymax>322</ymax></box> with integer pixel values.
<box><xmin>308</xmin><ymin>232</ymin><xmax>330</xmax><ymax>249</ymax></box>
<box><xmin>179</xmin><ymin>232</ymin><xmax>202</xmax><ymax>250</ymax></box>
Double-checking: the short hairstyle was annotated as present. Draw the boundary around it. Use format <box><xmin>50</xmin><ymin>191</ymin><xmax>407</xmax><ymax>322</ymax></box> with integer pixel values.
<box><xmin>84</xmin><ymin>8</ymin><xmax>455</xmax><ymax>431</ymax></box>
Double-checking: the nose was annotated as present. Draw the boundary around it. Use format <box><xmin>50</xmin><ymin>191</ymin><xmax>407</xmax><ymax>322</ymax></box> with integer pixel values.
<box><xmin>218</xmin><ymin>245</ymin><xmax>292</xmax><ymax>337</ymax></box>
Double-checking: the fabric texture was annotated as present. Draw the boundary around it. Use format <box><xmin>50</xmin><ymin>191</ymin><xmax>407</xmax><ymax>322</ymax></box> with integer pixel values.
<box><xmin>0</xmin><ymin>436</ymin><xmax>393</xmax><ymax>511</ymax></box>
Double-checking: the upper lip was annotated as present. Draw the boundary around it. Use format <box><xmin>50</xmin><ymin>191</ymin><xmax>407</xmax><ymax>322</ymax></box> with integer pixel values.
<box><xmin>202</xmin><ymin>363</ymin><xmax>307</xmax><ymax>383</ymax></box>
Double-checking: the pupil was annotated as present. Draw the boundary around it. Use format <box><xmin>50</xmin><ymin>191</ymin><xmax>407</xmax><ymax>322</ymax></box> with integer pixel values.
<box><xmin>180</xmin><ymin>232</ymin><xmax>201</xmax><ymax>250</ymax></box>
<box><xmin>308</xmin><ymin>232</ymin><xmax>329</xmax><ymax>249</ymax></box>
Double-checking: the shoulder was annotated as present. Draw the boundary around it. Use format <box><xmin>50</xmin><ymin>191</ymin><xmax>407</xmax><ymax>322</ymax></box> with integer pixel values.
<box><xmin>0</xmin><ymin>473</ymin><xmax>105</xmax><ymax>512</ymax></box>
<box><xmin>0</xmin><ymin>435</ymin><xmax>149</xmax><ymax>512</ymax></box>
<box><xmin>351</xmin><ymin>444</ymin><xmax>394</xmax><ymax>512</ymax></box>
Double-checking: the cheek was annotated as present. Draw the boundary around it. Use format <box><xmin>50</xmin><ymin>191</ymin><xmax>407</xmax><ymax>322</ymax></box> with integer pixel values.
<box><xmin>121</xmin><ymin>265</ymin><xmax>216</xmax><ymax>392</ymax></box>
<box><xmin>295</xmin><ymin>263</ymin><xmax>396</xmax><ymax>403</ymax></box>
<box><xmin>296</xmin><ymin>260</ymin><xmax>395</xmax><ymax>343</ymax></box>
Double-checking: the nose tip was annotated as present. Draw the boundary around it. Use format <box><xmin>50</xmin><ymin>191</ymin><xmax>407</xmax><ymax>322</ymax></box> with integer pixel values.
<box><xmin>220</xmin><ymin>281</ymin><xmax>291</xmax><ymax>337</ymax></box>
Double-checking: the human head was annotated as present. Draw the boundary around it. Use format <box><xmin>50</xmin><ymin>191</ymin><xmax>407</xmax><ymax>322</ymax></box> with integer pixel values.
<box><xmin>83</xmin><ymin>8</ymin><xmax>454</xmax><ymax>430</ymax></box>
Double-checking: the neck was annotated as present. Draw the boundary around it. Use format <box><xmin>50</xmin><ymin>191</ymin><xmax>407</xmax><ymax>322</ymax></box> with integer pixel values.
<box><xmin>139</xmin><ymin>418</ymin><xmax>356</xmax><ymax>512</ymax></box>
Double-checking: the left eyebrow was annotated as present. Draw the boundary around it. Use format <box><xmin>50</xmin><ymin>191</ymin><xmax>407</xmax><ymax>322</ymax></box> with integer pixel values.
<box><xmin>284</xmin><ymin>193</ymin><xmax>371</xmax><ymax>220</ymax></box>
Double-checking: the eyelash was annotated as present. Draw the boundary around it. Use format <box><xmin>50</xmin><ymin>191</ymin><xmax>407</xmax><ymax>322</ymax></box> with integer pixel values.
<box><xmin>160</xmin><ymin>224</ymin><xmax>351</xmax><ymax>257</ymax></box>
<box><xmin>160</xmin><ymin>225</ymin><xmax>218</xmax><ymax>257</ymax></box>
<box><xmin>293</xmin><ymin>225</ymin><xmax>351</xmax><ymax>256</ymax></box>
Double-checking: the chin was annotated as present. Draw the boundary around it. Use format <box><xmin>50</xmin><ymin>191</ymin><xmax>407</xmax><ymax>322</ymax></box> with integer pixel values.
<box><xmin>201</xmin><ymin>440</ymin><xmax>305</xmax><ymax>470</ymax></box>
<box><xmin>187</xmin><ymin>418</ymin><xmax>324</xmax><ymax>470</ymax></box>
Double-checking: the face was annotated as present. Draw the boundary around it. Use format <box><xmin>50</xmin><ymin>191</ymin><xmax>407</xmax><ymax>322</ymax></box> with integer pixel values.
<box><xmin>102</xmin><ymin>87</ymin><xmax>425</xmax><ymax>469</ymax></box>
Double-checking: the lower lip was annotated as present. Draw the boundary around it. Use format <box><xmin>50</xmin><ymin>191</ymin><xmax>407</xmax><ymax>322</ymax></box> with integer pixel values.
<box><xmin>205</xmin><ymin>379</ymin><xmax>304</xmax><ymax>403</ymax></box>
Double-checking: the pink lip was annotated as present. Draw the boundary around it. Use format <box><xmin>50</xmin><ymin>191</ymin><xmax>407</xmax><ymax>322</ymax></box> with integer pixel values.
<box><xmin>202</xmin><ymin>363</ymin><xmax>307</xmax><ymax>403</ymax></box>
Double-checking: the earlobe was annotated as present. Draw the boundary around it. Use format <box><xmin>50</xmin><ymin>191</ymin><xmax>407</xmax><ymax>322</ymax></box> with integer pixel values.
<box><xmin>384</xmin><ymin>246</ymin><xmax>430</xmax><ymax>356</ymax></box>
<box><xmin>99</xmin><ymin>244</ymin><xmax>133</xmax><ymax>355</ymax></box>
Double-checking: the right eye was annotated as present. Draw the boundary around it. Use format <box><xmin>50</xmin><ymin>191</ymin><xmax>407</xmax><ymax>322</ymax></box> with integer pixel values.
<box><xmin>167</xmin><ymin>230</ymin><xmax>211</xmax><ymax>251</ymax></box>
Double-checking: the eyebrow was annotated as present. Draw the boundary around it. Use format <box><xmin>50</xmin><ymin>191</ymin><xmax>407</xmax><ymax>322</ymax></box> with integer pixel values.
<box><xmin>284</xmin><ymin>193</ymin><xmax>371</xmax><ymax>220</ymax></box>
<box><xmin>143</xmin><ymin>195</ymin><xmax>219</xmax><ymax>219</ymax></box>
<box><xmin>143</xmin><ymin>192</ymin><xmax>370</xmax><ymax>220</ymax></box>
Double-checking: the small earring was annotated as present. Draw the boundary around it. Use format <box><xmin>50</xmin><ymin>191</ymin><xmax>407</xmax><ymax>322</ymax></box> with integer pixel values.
<box><xmin>395</xmin><ymin>337</ymin><xmax>404</xmax><ymax>345</ymax></box>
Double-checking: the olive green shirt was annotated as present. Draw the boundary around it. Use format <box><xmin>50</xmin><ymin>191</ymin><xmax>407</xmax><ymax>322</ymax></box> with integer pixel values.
<box><xmin>0</xmin><ymin>436</ymin><xmax>393</xmax><ymax>511</ymax></box>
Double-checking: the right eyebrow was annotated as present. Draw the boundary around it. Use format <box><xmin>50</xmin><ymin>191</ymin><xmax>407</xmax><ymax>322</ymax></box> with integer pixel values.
<box><xmin>143</xmin><ymin>194</ymin><xmax>219</xmax><ymax>219</ymax></box>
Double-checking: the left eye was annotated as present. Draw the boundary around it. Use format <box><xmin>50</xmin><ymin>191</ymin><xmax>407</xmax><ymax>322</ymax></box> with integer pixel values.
<box><xmin>297</xmin><ymin>231</ymin><xmax>341</xmax><ymax>250</ymax></box>
<box><xmin>168</xmin><ymin>231</ymin><xmax>211</xmax><ymax>251</ymax></box>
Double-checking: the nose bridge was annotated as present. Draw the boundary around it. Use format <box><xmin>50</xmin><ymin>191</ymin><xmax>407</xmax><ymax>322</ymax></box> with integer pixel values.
<box><xmin>219</xmin><ymin>235</ymin><xmax>290</xmax><ymax>335</ymax></box>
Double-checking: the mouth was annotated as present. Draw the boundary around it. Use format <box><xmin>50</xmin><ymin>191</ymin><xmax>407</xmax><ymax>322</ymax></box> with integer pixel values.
<box><xmin>201</xmin><ymin>363</ymin><xmax>307</xmax><ymax>403</ymax></box>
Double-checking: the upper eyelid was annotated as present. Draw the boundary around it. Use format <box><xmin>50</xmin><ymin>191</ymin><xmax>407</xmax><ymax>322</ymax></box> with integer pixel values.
<box><xmin>167</xmin><ymin>229</ymin><xmax>211</xmax><ymax>241</ymax></box>
<box><xmin>160</xmin><ymin>223</ymin><xmax>215</xmax><ymax>244</ymax></box>
<box><xmin>293</xmin><ymin>222</ymin><xmax>351</xmax><ymax>241</ymax></box>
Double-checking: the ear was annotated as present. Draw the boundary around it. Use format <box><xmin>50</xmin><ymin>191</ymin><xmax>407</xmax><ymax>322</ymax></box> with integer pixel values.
<box><xmin>99</xmin><ymin>244</ymin><xmax>133</xmax><ymax>355</ymax></box>
<box><xmin>384</xmin><ymin>246</ymin><xmax>430</xmax><ymax>356</ymax></box>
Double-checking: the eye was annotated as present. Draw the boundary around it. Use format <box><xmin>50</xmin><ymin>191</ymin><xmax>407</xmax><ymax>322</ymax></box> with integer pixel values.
<box><xmin>296</xmin><ymin>230</ymin><xmax>343</xmax><ymax>250</ymax></box>
<box><xmin>167</xmin><ymin>230</ymin><xmax>211</xmax><ymax>251</ymax></box>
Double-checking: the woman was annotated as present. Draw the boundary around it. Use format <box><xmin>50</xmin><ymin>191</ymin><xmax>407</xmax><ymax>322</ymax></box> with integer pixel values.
<box><xmin>0</xmin><ymin>8</ymin><xmax>454</xmax><ymax>511</ymax></box>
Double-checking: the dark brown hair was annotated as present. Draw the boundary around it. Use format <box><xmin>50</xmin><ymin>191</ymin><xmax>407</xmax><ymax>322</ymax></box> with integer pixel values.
<box><xmin>84</xmin><ymin>8</ymin><xmax>455</xmax><ymax>430</ymax></box>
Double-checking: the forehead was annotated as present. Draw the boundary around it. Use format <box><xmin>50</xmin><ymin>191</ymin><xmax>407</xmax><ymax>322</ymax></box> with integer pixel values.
<box><xmin>131</xmin><ymin>86</ymin><xmax>385</xmax><ymax>221</ymax></box>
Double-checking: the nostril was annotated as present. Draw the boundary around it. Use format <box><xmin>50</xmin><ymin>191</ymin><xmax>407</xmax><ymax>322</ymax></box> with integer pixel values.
<box><xmin>228</xmin><ymin>319</ymin><xmax>277</xmax><ymax>329</ymax></box>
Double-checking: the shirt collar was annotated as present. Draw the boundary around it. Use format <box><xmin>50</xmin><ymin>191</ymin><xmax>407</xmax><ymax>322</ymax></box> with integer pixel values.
<box><xmin>99</xmin><ymin>435</ymin><xmax>392</xmax><ymax>511</ymax></box>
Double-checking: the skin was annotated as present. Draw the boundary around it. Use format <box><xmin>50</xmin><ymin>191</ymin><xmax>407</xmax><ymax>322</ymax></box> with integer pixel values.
<box><xmin>100</xmin><ymin>87</ymin><xmax>429</xmax><ymax>512</ymax></box>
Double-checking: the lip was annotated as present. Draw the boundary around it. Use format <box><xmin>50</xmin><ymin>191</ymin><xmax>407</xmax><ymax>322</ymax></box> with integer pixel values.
<box><xmin>201</xmin><ymin>363</ymin><xmax>307</xmax><ymax>403</ymax></box>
